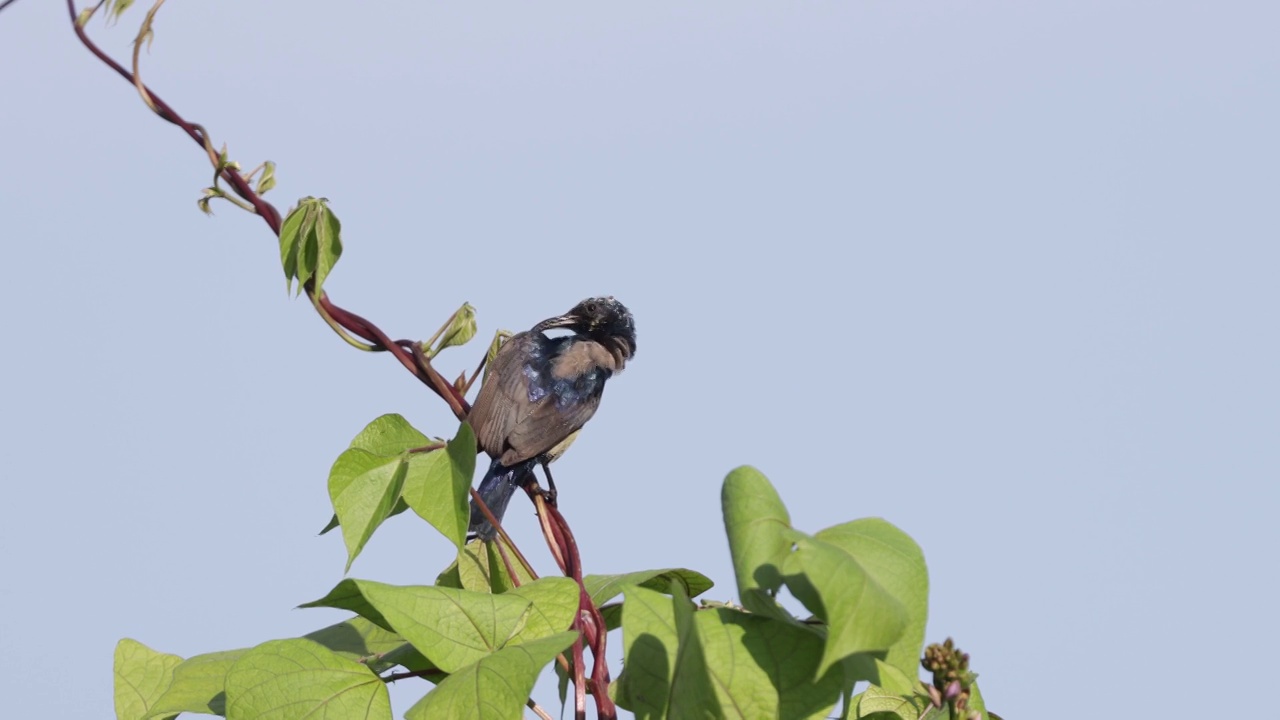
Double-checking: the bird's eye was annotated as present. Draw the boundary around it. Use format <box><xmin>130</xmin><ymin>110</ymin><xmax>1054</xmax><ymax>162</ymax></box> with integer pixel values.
<box><xmin>585</xmin><ymin>302</ymin><xmax>598</xmax><ymax>314</ymax></box>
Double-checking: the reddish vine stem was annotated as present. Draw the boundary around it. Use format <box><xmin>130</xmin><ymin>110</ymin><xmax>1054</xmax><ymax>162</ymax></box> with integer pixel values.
<box><xmin>541</xmin><ymin>502</ymin><xmax>618</xmax><ymax>719</ymax></box>
<box><xmin>61</xmin><ymin>3</ymin><xmax>617</xmax><ymax>715</ymax></box>
<box><xmin>64</xmin><ymin>0</ymin><xmax>468</xmax><ymax>422</ymax></box>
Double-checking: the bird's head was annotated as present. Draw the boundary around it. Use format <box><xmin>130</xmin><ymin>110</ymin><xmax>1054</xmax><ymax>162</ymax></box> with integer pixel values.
<box><xmin>533</xmin><ymin>296</ymin><xmax>637</xmax><ymax>368</ymax></box>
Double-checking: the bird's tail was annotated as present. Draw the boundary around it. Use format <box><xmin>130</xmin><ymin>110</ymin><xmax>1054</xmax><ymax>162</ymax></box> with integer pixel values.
<box><xmin>467</xmin><ymin>458</ymin><xmax>533</xmax><ymax>541</ymax></box>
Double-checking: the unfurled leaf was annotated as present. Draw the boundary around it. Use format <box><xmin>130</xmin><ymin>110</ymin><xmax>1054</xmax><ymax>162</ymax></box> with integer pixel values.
<box><xmin>404</xmin><ymin>632</ymin><xmax>577</xmax><ymax>720</ymax></box>
<box><xmin>615</xmin><ymin>585</ymin><xmax>678</xmax><ymax>717</ymax></box>
<box><xmin>816</xmin><ymin>519</ymin><xmax>928</xmax><ymax>682</ymax></box>
<box><xmin>348</xmin><ymin>414</ymin><xmax>433</xmax><ymax>456</ymax></box>
<box><xmin>328</xmin><ymin>448</ymin><xmax>407</xmax><ymax>572</ymax></box>
<box><xmin>783</xmin><ymin>533</ymin><xmax>908</xmax><ymax>678</ymax></box>
<box><xmin>300</xmin><ymin>578</ymin><xmax>575</xmax><ymax>674</ymax></box>
<box><xmin>401</xmin><ymin>422</ymin><xmax>475</xmax><ymax>546</ymax></box>
<box><xmin>722</xmin><ymin>466</ymin><xmax>793</xmax><ymax>617</ymax></box>
<box><xmin>149</xmin><ymin>649</ymin><xmax>247</xmax><ymax>717</ymax></box>
<box><xmin>324</xmin><ymin>414</ymin><xmax>436</xmax><ymax>566</ymax></box>
<box><xmin>666</xmin><ymin>584</ymin><xmax>721</xmax><ymax>718</ymax></box>
<box><xmin>303</xmin><ymin>616</ymin><xmax>409</xmax><ymax>674</ymax></box>
<box><xmin>113</xmin><ymin>639</ymin><xmax>181</xmax><ymax>720</ymax></box>
<box><xmin>584</xmin><ymin>568</ymin><xmax>714</xmax><ymax>607</ymax></box>
<box><xmin>224</xmin><ymin>639</ymin><xmax>389</xmax><ymax>720</ymax></box>
<box><xmin>438</xmin><ymin>536</ymin><xmax>535</xmax><ymax>593</ymax></box>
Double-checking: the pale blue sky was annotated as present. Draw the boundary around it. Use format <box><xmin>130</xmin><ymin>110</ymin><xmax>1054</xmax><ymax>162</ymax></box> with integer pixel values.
<box><xmin>2</xmin><ymin>2</ymin><xmax>1277</xmax><ymax>718</ymax></box>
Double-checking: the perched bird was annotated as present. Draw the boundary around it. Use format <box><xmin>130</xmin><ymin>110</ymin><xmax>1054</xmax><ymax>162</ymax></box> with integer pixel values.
<box><xmin>466</xmin><ymin>297</ymin><xmax>636</xmax><ymax>540</ymax></box>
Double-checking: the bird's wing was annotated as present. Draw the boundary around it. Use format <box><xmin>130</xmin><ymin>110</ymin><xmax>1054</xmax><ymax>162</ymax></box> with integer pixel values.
<box><xmin>467</xmin><ymin>332</ymin><xmax>533</xmax><ymax>458</ymax></box>
<box><xmin>504</xmin><ymin>391</ymin><xmax>599</xmax><ymax>466</ymax></box>
<box><xmin>467</xmin><ymin>333</ymin><xmax>603</xmax><ymax>466</ymax></box>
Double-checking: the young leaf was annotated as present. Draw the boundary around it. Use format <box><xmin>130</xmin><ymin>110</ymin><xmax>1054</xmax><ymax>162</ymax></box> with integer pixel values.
<box><xmin>328</xmin><ymin>448</ymin><xmax>409</xmax><ymax>571</ymax></box>
<box><xmin>319</xmin><ymin>497</ymin><xmax>409</xmax><ymax>536</ymax></box>
<box><xmin>224</xmin><ymin>639</ymin><xmax>390</xmax><ymax>720</ymax></box>
<box><xmin>428</xmin><ymin>303</ymin><xmax>478</xmax><ymax>357</ymax></box>
<box><xmin>349</xmin><ymin>413</ymin><xmax>433</xmax><ymax>455</ymax></box>
<box><xmin>401</xmin><ymin>422</ymin><xmax>475</xmax><ymax>546</ymax></box>
<box><xmin>481</xmin><ymin>330</ymin><xmax>511</xmax><ymax>383</ymax></box>
<box><xmin>404</xmin><ymin>632</ymin><xmax>578</xmax><ymax>720</ymax></box>
<box><xmin>277</xmin><ymin>197</ymin><xmax>342</xmax><ymax>297</ymax></box>
<box><xmin>311</xmin><ymin>200</ymin><xmax>342</xmax><ymax>297</ymax></box>
<box><xmin>278</xmin><ymin>200</ymin><xmax>306</xmax><ymax>294</ymax></box>
<box><xmin>113</xmin><ymin>639</ymin><xmax>181</xmax><ymax>720</ymax></box>
<box><xmin>255</xmin><ymin>161</ymin><xmax>276</xmax><ymax>195</ymax></box>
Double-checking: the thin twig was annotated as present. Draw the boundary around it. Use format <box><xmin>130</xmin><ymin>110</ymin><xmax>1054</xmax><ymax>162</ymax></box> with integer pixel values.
<box><xmin>468</xmin><ymin>487</ymin><xmax>539</xmax><ymax>581</ymax></box>
<box><xmin>527</xmin><ymin>700</ymin><xmax>554</xmax><ymax>720</ymax></box>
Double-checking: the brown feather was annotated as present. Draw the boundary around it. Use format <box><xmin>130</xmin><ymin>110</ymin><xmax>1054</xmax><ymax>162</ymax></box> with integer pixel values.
<box><xmin>467</xmin><ymin>332</ymin><xmax>605</xmax><ymax>467</ymax></box>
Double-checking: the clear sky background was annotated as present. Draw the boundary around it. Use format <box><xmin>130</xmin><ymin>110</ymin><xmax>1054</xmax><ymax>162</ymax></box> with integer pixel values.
<box><xmin>2</xmin><ymin>2</ymin><xmax>1277</xmax><ymax>718</ymax></box>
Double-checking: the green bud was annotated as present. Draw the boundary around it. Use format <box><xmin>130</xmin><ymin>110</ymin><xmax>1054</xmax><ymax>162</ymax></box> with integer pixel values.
<box><xmin>256</xmin><ymin>161</ymin><xmax>276</xmax><ymax>195</ymax></box>
<box><xmin>430</xmin><ymin>303</ymin><xmax>477</xmax><ymax>357</ymax></box>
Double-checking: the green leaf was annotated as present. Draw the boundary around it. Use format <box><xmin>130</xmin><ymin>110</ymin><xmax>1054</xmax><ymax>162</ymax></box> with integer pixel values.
<box><xmin>850</xmin><ymin>661</ymin><xmax>926</xmax><ymax>720</ymax></box>
<box><xmin>328</xmin><ymin>448</ymin><xmax>408</xmax><ymax>571</ymax></box>
<box><xmin>303</xmin><ymin>616</ymin><xmax>410</xmax><ymax>674</ymax></box>
<box><xmin>278</xmin><ymin>202</ymin><xmax>306</xmax><ymax>294</ymax></box>
<box><xmin>224</xmin><ymin>639</ymin><xmax>390</xmax><ymax>720</ymax></box>
<box><xmin>438</xmin><ymin>536</ymin><xmax>535</xmax><ymax>593</ymax></box>
<box><xmin>278</xmin><ymin>197</ymin><xmax>342</xmax><ymax>296</ymax></box>
<box><xmin>114</xmin><ymin>639</ymin><xmax>181</xmax><ymax>720</ymax></box>
<box><xmin>108</xmin><ymin>0</ymin><xmax>136</xmax><ymax>22</ymax></box>
<box><xmin>348</xmin><ymin>413</ymin><xmax>432</xmax><ymax>456</ymax></box>
<box><xmin>321</xmin><ymin>415</ymin><xmax>432</xmax><ymax>540</ymax></box>
<box><xmin>428</xmin><ymin>303</ymin><xmax>478</xmax><ymax>357</ymax></box>
<box><xmin>584</xmin><ymin>568</ymin><xmax>714</xmax><ymax>607</ymax></box>
<box><xmin>815</xmin><ymin>519</ymin><xmax>928</xmax><ymax>682</ymax></box>
<box><xmin>300</xmin><ymin>578</ymin><xmax>563</xmax><ymax>673</ymax></box>
<box><xmin>319</xmin><ymin>496</ymin><xmax>409</xmax><ymax>536</ymax></box>
<box><xmin>969</xmin><ymin>681</ymin><xmax>990</xmax><ymax>720</ymax></box>
<box><xmin>404</xmin><ymin>632</ymin><xmax>577</xmax><ymax>720</ymax></box>
<box><xmin>256</xmin><ymin>161</ymin><xmax>277</xmax><ymax>195</ymax></box>
<box><xmin>616</xmin><ymin>585</ymin><xmax>848</xmax><ymax>719</ymax></box>
<box><xmin>854</xmin><ymin>683</ymin><xmax>927</xmax><ymax>720</ymax></box>
<box><xmin>696</xmin><ymin>607</ymin><xmax>844</xmax><ymax>720</ymax></box>
<box><xmin>615</xmin><ymin>585</ymin><xmax>679</xmax><ymax>718</ymax></box>
<box><xmin>401</xmin><ymin>422</ymin><xmax>475</xmax><ymax>546</ymax></box>
<box><xmin>149</xmin><ymin>649</ymin><xmax>247</xmax><ymax>717</ymax></box>
<box><xmin>667</xmin><ymin>584</ymin><xmax>721</xmax><ymax>719</ymax></box>
<box><xmin>481</xmin><ymin>330</ymin><xmax>511</xmax><ymax>383</ymax></box>
<box><xmin>721</xmin><ymin>466</ymin><xmax>793</xmax><ymax>617</ymax></box>
<box><xmin>505</xmin><ymin>577</ymin><xmax>579</xmax><ymax>639</ymax></box>
<box><xmin>311</xmin><ymin>201</ymin><xmax>342</xmax><ymax>297</ymax></box>
<box><xmin>783</xmin><ymin>533</ymin><xmax>908</xmax><ymax>678</ymax></box>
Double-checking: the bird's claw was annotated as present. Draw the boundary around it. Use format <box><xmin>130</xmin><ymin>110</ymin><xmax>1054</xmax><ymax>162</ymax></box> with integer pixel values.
<box><xmin>538</xmin><ymin>486</ymin><xmax>558</xmax><ymax>507</ymax></box>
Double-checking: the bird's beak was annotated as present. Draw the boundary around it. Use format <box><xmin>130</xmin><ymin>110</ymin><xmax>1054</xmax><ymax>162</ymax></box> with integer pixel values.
<box><xmin>532</xmin><ymin>312</ymin><xmax>581</xmax><ymax>333</ymax></box>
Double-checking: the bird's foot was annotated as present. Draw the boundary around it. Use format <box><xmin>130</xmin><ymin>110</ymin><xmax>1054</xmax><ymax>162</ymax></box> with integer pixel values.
<box><xmin>537</xmin><ymin>486</ymin><xmax>558</xmax><ymax>507</ymax></box>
